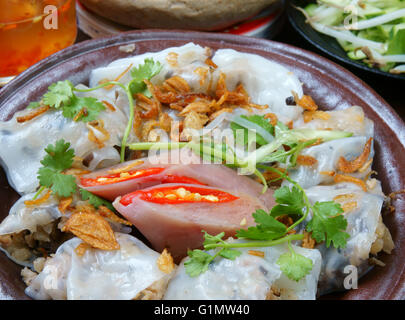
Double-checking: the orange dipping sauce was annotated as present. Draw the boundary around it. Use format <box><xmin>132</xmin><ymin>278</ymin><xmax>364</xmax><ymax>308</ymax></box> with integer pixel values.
<box><xmin>0</xmin><ymin>0</ymin><xmax>77</xmax><ymax>77</ymax></box>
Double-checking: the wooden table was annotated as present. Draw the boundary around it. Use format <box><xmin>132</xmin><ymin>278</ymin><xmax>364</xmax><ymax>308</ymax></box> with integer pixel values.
<box><xmin>76</xmin><ymin>15</ymin><xmax>404</xmax><ymax>121</ymax></box>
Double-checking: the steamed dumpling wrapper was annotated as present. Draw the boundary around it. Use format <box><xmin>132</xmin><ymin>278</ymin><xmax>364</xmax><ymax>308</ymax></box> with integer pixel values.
<box><xmin>164</xmin><ymin>241</ymin><xmax>322</xmax><ymax>300</ymax></box>
<box><xmin>0</xmin><ymin>89</ymin><xmax>129</xmax><ymax>195</ymax></box>
<box><xmin>0</xmin><ymin>193</ymin><xmax>61</xmax><ymax>236</ymax></box>
<box><xmin>89</xmin><ymin>43</ymin><xmax>305</xmax><ymax>125</ymax></box>
<box><xmin>293</xmin><ymin>106</ymin><xmax>374</xmax><ymax>138</ymax></box>
<box><xmin>211</xmin><ymin>49</ymin><xmax>304</xmax><ymax>123</ymax></box>
<box><xmin>89</xmin><ymin>43</ymin><xmax>213</xmax><ymax>100</ymax></box>
<box><xmin>0</xmin><ymin>193</ymin><xmax>63</xmax><ymax>266</ymax></box>
<box><xmin>285</xmin><ymin>136</ymin><xmax>374</xmax><ymax>189</ymax></box>
<box><xmin>24</xmin><ymin>233</ymin><xmax>175</xmax><ymax>300</ymax></box>
<box><xmin>303</xmin><ymin>182</ymin><xmax>394</xmax><ymax>295</ymax></box>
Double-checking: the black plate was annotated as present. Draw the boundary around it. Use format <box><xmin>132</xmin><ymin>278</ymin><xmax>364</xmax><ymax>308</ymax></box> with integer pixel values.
<box><xmin>287</xmin><ymin>0</ymin><xmax>405</xmax><ymax>81</ymax></box>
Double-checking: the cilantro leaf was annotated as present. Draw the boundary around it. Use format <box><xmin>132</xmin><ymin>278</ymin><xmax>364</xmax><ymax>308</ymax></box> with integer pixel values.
<box><xmin>61</xmin><ymin>95</ymin><xmax>105</xmax><ymax>122</ymax></box>
<box><xmin>277</xmin><ymin>250</ymin><xmax>313</xmax><ymax>282</ymax></box>
<box><xmin>38</xmin><ymin>170</ymin><xmax>77</xmax><ymax>197</ymax></box>
<box><xmin>40</xmin><ymin>139</ymin><xmax>75</xmax><ymax>171</ymax></box>
<box><xmin>184</xmin><ymin>249</ymin><xmax>214</xmax><ymax>277</ymax></box>
<box><xmin>270</xmin><ymin>186</ymin><xmax>306</xmax><ymax>218</ymax></box>
<box><xmin>203</xmin><ymin>231</ymin><xmax>226</xmax><ymax>246</ymax></box>
<box><xmin>306</xmin><ymin>201</ymin><xmax>350</xmax><ymax>249</ymax></box>
<box><xmin>80</xmin><ymin>188</ymin><xmax>116</xmax><ymax>212</ymax></box>
<box><xmin>129</xmin><ymin>58</ymin><xmax>163</xmax><ymax>96</ymax></box>
<box><xmin>42</xmin><ymin>80</ymin><xmax>74</xmax><ymax>109</ymax></box>
<box><xmin>37</xmin><ymin>139</ymin><xmax>77</xmax><ymax>197</ymax></box>
<box><xmin>230</xmin><ymin>115</ymin><xmax>275</xmax><ymax>146</ymax></box>
<box><xmin>219</xmin><ymin>248</ymin><xmax>242</xmax><ymax>260</ymax></box>
<box><xmin>236</xmin><ymin>209</ymin><xmax>287</xmax><ymax>240</ymax></box>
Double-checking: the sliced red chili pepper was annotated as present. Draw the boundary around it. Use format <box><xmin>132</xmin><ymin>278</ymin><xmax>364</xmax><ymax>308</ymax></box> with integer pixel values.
<box><xmin>160</xmin><ymin>175</ymin><xmax>205</xmax><ymax>185</ymax></box>
<box><xmin>80</xmin><ymin>167</ymin><xmax>206</xmax><ymax>187</ymax></box>
<box><xmin>81</xmin><ymin>167</ymin><xmax>165</xmax><ymax>187</ymax></box>
<box><xmin>120</xmin><ymin>185</ymin><xmax>239</xmax><ymax>206</ymax></box>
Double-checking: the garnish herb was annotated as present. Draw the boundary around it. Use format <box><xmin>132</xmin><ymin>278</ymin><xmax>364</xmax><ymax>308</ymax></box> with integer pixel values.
<box><xmin>35</xmin><ymin>140</ymin><xmax>116</xmax><ymax>212</ymax></box>
<box><xmin>79</xmin><ymin>188</ymin><xmax>117</xmax><ymax>212</ymax></box>
<box><xmin>128</xmin><ymin>114</ymin><xmax>352</xmax><ymax>191</ymax></box>
<box><xmin>28</xmin><ymin>59</ymin><xmax>163</xmax><ymax>163</ymax></box>
<box><xmin>276</xmin><ymin>241</ymin><xmax>314</xmax><ymax>282</ymax></box>
<box><xmin>184</xmin><ymin>167</ymin><xmax>349</xmax><ymax>281</ymax></box>
<box><xmin>73</xmin><ymin>58</ymin><xmax>163</xmax><ymax>162</ymax></box>
<box><xmin>29</xmin><ymin>80</ymin><xmax>106</xmax><ymax>122</ymax></box>
<box><xmin>37</xmin><ymin>139</ymin><xmax>77</xmax><ymax>197</ymax></box>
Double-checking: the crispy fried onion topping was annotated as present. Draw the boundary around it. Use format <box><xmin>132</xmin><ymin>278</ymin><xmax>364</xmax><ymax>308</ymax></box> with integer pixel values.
<box><xmin>17</xmin><ymin>105</ymin><xmax>50</xmax><ymax>123</ymax></box>
<box><xmin>337</xmin><ymin>138</ymin><xmax>373</xmax><ymax>173</ymax></box>
<box><xmin>157</xmin><ymin>248</ymin><xmax>175</xmax><ymax>274</ymax></box>
<box><xmin>137</xmin><ymin>72</ymin><xmax>269</xmax><ymax>142</ymax></box>
<box><xmin>62</xmin><ymin>212</ymin><xmax>120</xmax><ymax>251</ymax></box>
<box><xmin>334</xmin><ymin>174</ymin><xmax>367</xmax><ymax>192</ymax></box>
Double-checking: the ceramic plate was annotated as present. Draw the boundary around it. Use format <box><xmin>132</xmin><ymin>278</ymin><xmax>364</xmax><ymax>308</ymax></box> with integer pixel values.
<box><xmin>0</xmin><ymin>30</ymin><xmax>404</xmax><ymax>300</ymax></box>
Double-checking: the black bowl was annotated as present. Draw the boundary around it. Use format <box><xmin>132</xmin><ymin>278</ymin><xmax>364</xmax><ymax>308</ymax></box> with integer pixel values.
<box><xmin>287</xmin><ymin>0</ymin><xmax>405</xmax><ymax>81</ymax></box>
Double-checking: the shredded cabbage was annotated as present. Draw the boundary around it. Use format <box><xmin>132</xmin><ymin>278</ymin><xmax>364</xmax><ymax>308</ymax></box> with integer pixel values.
<box><xmin>296</xmin><ymin>1</ymin><xmax>405</xmax><ymax>73</ymax></box>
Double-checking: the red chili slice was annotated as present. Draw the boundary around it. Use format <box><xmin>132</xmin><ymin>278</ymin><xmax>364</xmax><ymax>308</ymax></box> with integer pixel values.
<box><xmin>81</xmin><ymin>167</ymin><xmax>165</xmax><ymax>187</ymax></box>
<box><xmin>160</xmin><ymin>175</ymin><xmax>205</xmax><ymax>185</ymax></box>
<box><xmin>80</xmin><ymin>167</ymin><xmax>207</xmax><ymax>188</ymax></box>
<box><xmin>120</xmin><ymin>185</ymin><xmax>239</xmax><ymax>206</ymax></box>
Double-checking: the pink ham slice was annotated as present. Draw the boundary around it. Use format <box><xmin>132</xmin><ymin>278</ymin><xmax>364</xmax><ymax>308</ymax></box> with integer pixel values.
<box><xmin>113</xmin><ymin>183</ymin><xmax>266</xmax><ymax>262</ymax></box>
<box><xmin>79</xmin><ymin>150</ymin><xmax>275</xmax><ymax>209</ymax></box>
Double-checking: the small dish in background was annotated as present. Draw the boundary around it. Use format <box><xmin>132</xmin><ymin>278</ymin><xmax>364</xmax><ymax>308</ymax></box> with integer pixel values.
<box><xmin>76</xmin><ymin>0</ymin><xmax>285</xmax><ymax>39</ymax></box>
<box><xmin>287</xmin><ymin>0</ymin><xmax>405</xmax><ymax>81</ymax></box>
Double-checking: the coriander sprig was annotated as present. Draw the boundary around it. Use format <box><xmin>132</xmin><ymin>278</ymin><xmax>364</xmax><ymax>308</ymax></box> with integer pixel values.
<box><xmin>29</xmin><ymin>80</ymin><xmax>106</xmax><ymax>123</ymax></box>
<box><xmin>257</xmin><ymin>165</ymin><xmax>350</xmax><ymax>249</ymax></box>
<box><xmin>73</xmin><ymin>59</ymin><xmax>162</xmax><ymax>162</ymax></box>
<box><xmin>37</xmin><ymin>139</ymin><xmax>77</xmax><ymax>197</ymax></box>
<box><xmin>28</xmin><ymin>59</ymin><xmax>163</xmax><ymax>163</ymax></box>
<box><xmin>276</xmin><ymin>241</ymin><xmax>314</xmax><ymax>282</ymax></box>
<box><xmin>34</xmin><ymin>139</ymin><xmax>117</xmax><ymax>212</ymax></box>
<box><xmin>185</xmin><ymin>165</ymin><xmax>349</xmax><ymax>281</ymax></box>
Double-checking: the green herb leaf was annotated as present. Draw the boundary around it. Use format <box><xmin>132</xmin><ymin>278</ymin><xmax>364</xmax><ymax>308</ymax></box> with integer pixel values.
<box><xmin>37</xmin><ymin>139</ymin><xmax>77</xmax><ymax>197</ymax></box>
<box><xmin>40</xmin><ymin>139</ymin><xmax>75</xmax><ymax>171</ymax></box>
<box><xmin>277</xmin><ymin>249</ymin><xmax>313</xmax><ymax>282</ymax></box>
<box><xmin>236</xmin><ymin>209</ymin><xmax>287</xmax><ymax>240</ymax></box>
<box><xmin>306</xmin><ymin>201</ymin><xmax>350</xmax><ymax>249</ymax></box>
<box><xmin>230</xmin><ymin>115</ymin><xmax>274</xmax><ymax>146</ymax></box>
<box><xmin>270</xmin><ymin>186</ymin><xmax>306</xmax><ymax>218</ymax></box>
<box><xmin>129</xmin><ymin>58</ymin><xmax>163</xmax><ymax>96</ymax></box>
<box><xmin>203</xmin><ymin>231</ymin><xmax>226</xmax><ymax>246</ymax></box>
<box><xmin>42</xmin><ymin>80</ymin><xmax>74</xmax><ymax>109</ymax></box>
<box><xmin>37</xmin><ymin>169</ymin><xmax>77</xmax><ymax>197</ymax></box>
<box><xmin>61</xmin><ymin>95</ymin><xmax>105</xmax><ymax>122</ymax></box>
<box><xmin>80</xmin><ymin>188</ymin><xmax>116</xmax><ymax>212</ymax></box>
<box><xmin>184</xmin><ymin>249</ymin><xmax>214</xmax><ymax>277</ymax></box>
<box><xmin>219</xmin><ymin>248</ymin><xmax>242</xmax><ymax>260</ymax></box>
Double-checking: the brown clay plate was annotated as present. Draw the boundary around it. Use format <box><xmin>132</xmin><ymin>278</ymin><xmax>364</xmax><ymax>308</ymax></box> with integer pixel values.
<box><xmin>0</xmin><ymin>30</ymin><xmax>404</xmax><ymax>300</ymax></box>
